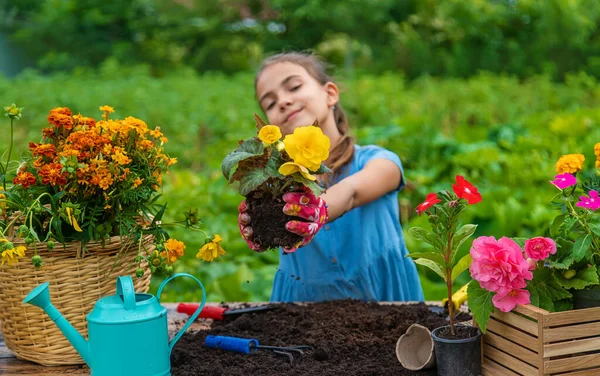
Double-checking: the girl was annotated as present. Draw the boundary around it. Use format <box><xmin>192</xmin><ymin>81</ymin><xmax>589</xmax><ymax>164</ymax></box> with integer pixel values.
<box><xmin>239</xmin><ymin>52</ymin><xmax>424</xmax><ymax>303</ymax></box>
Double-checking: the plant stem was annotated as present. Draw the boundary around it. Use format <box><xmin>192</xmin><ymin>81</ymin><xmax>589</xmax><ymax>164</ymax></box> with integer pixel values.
<box><xmin>3</xmin><ymin>118</ymin><xmax>14</xmax><ymax>190</ymax></box>
<box><xmin>446</xmin><ymin>268</ymin><xmax>455</xmax><ymax>336</ymax></box>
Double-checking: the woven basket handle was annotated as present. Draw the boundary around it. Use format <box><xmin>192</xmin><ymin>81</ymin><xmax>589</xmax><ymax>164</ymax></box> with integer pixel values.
<box><xmin>156</xmin><ymin>273</ymin><xmax>206</xmax><ymax>353</ymax></box>
<box><xmin>116</xmin><ymin>276</ymin><xmax>136</xmax><ymax>311</ymax></box>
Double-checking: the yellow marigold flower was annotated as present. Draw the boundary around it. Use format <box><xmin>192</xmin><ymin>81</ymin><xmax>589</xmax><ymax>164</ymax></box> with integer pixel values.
<box><xmin>99</xmin><ymin>105</ymin><xmax>114</xmax><ymax>113</ymax></box>
<box><xmin>1</xmin><ymin>245</ymin><xmax>26</xmax><ymax>266</ymax></box>
<box><xmin>167</xmin><ymin>157</ymin><xmax>177</xmax><ymax>166</ymax></box>
<box><xmin>595</xmin><ymin>143</ymin><xmax>600</xmax><ymax>157</ymax></box>
<box><xmin>555</xmin><ymin>154</ymin><xmax>585</xmax><ymax>174</ymax></box>
<box><xmin>112</xmin><ymin>151</ymin><xmax>131</xmax><ymax>165</ymax></box>
<box><xmin>196</xmin><ymin>234</ymin><xmax>226</xmax><ymax>262</ymax></box>
<box><xmin>0</xmin><ymin>187</ymin><xmax>6</xmax><ymax>213</ymax></box>
<box><xmin>258</xmin><ymin>125</ymin><xmax>282</xmax><ymax>144</ymax></box>
<box><xmin>279</xmin><ymin>162</ymin><xmax>317</xmax><ymax>181</ymax></box>
<box><xmin>162</xmin><ymin>238</ymin><xmax>186</xmax><ymax>264</ymax></box>
<box><xmin>283</xmin><ymin>126</ymin><xmax>330</xmax><ymax>171</ymax></box>
<box><xmin>133</xmin><ymin>177</ymin><xmax>144</xmax><ymax>188</ymax></box>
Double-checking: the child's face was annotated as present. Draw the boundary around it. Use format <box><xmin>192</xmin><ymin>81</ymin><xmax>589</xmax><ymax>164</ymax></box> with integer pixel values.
<box><xmin>256</xmin><ymin>62</ymin><xmax>337</xmax><ymax>135</ymax></box>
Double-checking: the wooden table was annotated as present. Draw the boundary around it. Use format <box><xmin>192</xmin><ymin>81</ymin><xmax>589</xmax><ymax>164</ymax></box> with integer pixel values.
<box><xmin>0</xmin><ymin>303</ymin><xmax>209</xmax><ymax>376</ymax></box>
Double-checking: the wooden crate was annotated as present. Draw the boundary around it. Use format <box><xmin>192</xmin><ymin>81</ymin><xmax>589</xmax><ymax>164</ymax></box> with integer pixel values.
<box><xmin>482</xmin><ymin>304</ymin><xmax>600</xmax><ymax>375</ymax></box>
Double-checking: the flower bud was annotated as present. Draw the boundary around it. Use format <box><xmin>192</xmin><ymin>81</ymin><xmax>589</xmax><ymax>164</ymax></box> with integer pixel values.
<box><xmin>18</xmin><ymin>225</ymin><xmax>29</xmax><ymax>237</ymax></box>
<box><xmin>526</xmin><ymin>258</ymin><xmax>537</xmax><ymax>270</ymax></box>
<box><xmin>135</xmin><ymin>255</ymin><xmax>142</xmax><ymax>263</ymax></box>
<box><xmin>25</xmin><ymin>236</ymin><xmax>34</xmax><ymax>245</ymax></box>
<box><xmin>135</xmin><ymin>268</ymin><xmax>144</xmax><ymax>278</ymax></box>
<box><xmin>31</xmin><ymin>255</ymin><xmax>43</xmax><ymax>267</ymax></box>
<box><xmin>47</xmin><ymin>240</ymin><xmax>55</xmax><ymax>250</ymax></box>
<box><xmin>163</xmin><ymin>265</ymin><xmax>174</xmax><ymax>276</ymax></box>
<box><xmin>563</xmin><ymin>269</ymin><xmax>577</xmax><ymax>280</ymax></box>
<box><xmin>155</xmin><ymin>243</ymin><xmax>165</xmax><ymax>251</ymax></box>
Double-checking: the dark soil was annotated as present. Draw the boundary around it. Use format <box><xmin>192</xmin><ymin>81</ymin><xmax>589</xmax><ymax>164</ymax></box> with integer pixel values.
<box><xmin>245</xmin><ymin>192</ymin><xmax>303</xmax><ymax>249</ymax></box>
<box><xmin>171</xmin><ymin>300</ymin><xmax>472</xmax><ymax>376</ymax></box>
<box><xmin>434</xmin><ymin>324</ymin><xmax>480</xmax><ymax>340</ymax></box>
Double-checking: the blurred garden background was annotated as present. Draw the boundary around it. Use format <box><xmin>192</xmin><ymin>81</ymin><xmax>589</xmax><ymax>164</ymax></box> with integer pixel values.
<box><xmin>2</xmin><ymin>0</ymin><xmax>600</xmax><ymax>302</ymax></box>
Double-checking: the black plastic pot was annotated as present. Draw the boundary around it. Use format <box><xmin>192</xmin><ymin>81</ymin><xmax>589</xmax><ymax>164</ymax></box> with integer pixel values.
<box><xmin>573</xmin><ymin>285</ymin><xmax>600</xmax><ymax>309</ymax></box>
<box><xmin>431</xmin><ymin>324</ymin><xmax>482</xmax><ymax>376</ymax></box>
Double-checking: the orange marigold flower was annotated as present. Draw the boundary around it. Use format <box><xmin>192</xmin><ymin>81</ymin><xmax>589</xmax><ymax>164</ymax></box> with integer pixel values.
<box><xmin>33</xmin><ymin>157</ymin><xmax>45</xmax><ymax>169</ymax></box>
<box><xmin>167</xmin><ymin>157</ymin><xmax>177</xmax><ymax>166</ymax></box>
<box><xmin>133</xmin><ymin>178</ymin><xmax>144</xmax><ymax>188</ymax></box>
<box><xmin>42</xmin><ymin>127</ymin><xmax>56</xmax><ymax>139</ymax></box>
<box><xmin>49</xmin><ymin>107</ymin><xmax>72</xmax><ymax>117</ymax></box>
<box><xmin>149</xmin><ymin>127</ymin><xmax>162</xmax><ymax>138</ymax></box>
<box><xmin>38</xmin><ymin>163</ymin><xmax>67</xmax><ymax>186</ymax></box>
<box><xmin>13</xmin><ymin>172</ymin><xmax>37</xmax><ymax>188</ymax></box>
<box><xmin>29</xmin><ymin>142</ymin><xmax>57</xmax><ymax>158</ymax></box>
<box><xmin>47</xmin><ymin>113</ymin><xmax>74</xmax><ymax>131</ymax></box>
<box><xmin>162</xmin><ymin>239</ymin><xmax>186</xmax><ymax>264</ymax></box>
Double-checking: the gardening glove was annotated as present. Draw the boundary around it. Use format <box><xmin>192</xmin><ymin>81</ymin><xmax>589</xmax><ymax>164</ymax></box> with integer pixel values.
<box><xmin>282</xmin><ymin>187</ymin><xmax>328</xmax><ymax>253</ymax></box>
<box><xmin>238</xmin><ymin>200</ymin><xmax>266</xmax><ymax>253</ymax></box>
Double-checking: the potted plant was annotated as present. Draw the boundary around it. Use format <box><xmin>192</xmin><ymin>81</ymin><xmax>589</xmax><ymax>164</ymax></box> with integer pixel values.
<box><xmin>0</xmin><ymin>104</ymin><xmax>222</xmax><ymax>365</ymax></box>
<box><xmin>221</xmin><ymin>115</ymin><xmax>330</xmax><ymax>251</ymax></box>
<box><xmin>407</xmin><ymin>175</ymin><xmax>482</xmax><ymax>376</ymax></box>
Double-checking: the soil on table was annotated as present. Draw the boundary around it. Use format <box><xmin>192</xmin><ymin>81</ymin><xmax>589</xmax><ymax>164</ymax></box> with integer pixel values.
<box><xmin>171</xmin><ymin>300</ymin><xmax>472</xmax><ymax>376</ymax></box>
<box><xmin>245</xmin><ymin>192</ymin><xmax>303</xmax><ymax>249</ymax></box>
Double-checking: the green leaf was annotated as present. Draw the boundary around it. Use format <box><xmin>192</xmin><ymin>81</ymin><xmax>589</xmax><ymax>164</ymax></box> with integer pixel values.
<box><xmin>450</xmin><ymin>224</ymin><xmax>477</xmax><ymax>264</ymax></box>
<box><xmin>221</xmin><ymin>151</ymin><xmax>257</xmax><ymax>180</ymax></box>
<box><xmin>555</xmin><ymin>265</ymin><xmax>599</xmax><ymax>290</ymax></box>
<box><xmin>238</xmin><ymin>138</ymin><xmax>264</xmax><ymax>154</ymax></box>
<box><xmin>451</xmin><ymin>254</ymin><xmax>472</xmax><ymax>282</ymax></box>
<box><xmin>550</xmin><ymin>214</ymin><xmax>565</xmax><ymax>238</ymax></box>
<box><xmin>528</xmin><ymin>268</ymin><xmax>572</xmax><ymax>311</ymax></box>
<box><xmin>413</xmin><ymin>258</ymin><xmax>446</xmax><ymax>282</ymax></box>
<box><xmin>291</xmin><ymin>174</ymin><xmax>323</xmax><ymax>195</ymax></box>
<box><xmin>572</xmin><ymin>234</ymin><xmax>592</xmax><ymax>262</ymax></box>
<box><xmin>408</xmin><ymin>227</ymin><xmax>443</xmax><ymax>250</ymax></box>
<box><xmin>239</xmin><ymin>168</ymin><xmax>269</xmax><ymax>196</ymax></box>
<box><xmin>554</xmin><ymin>299</ymin><xmax>573</xmax><ymax>312</ymax></box>
<box><xmin>549</xmin><ymin>238</ymin><xmax>576</xmax><ymax>269</ymax></box>
<box><xmin>265</xmin><ymin>149</ymin><xmax>285</xmax><ymax>178</ymax></box>
<box><xmin>589</xmin><ymin>223</ymin><xmax>600</xmax><ymax>237</ymax></box>
<box><xmin>405</xmin><ymin>252</ymin><xmax>446</xmax><ymax>266</ymax></box>
<box><xmin>467</xmin><ymin>281</ymin><xmax>494</xmax><ymax>333</ymax></box>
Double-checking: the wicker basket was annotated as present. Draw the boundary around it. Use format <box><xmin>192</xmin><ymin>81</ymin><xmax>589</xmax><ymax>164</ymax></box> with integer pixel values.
<box><xmin>0</xmin><ymin>234</ymin><xmax>154</xmax><ymax>366</ymax></box>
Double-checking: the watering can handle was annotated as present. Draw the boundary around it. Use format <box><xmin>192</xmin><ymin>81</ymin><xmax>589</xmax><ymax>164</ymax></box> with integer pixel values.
<box><xmin>116</xmin><ymin>275</ymin><xmax>136</xmax><ymax>311</ymax></box>
<box><xmin>157</xmin><ymin>272</ymin><xmax>207</xmax><ymax>354</ymax></box>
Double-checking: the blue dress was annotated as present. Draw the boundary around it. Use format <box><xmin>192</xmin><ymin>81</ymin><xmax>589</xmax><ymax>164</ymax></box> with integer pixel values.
<box><xmin>270</xmin><ymin>145</ymin><xmax>424</xmax><ymax>302</ymax></box>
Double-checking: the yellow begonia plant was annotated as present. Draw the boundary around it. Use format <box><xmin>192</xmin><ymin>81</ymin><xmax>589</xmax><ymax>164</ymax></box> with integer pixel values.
<box><xmin>221</xmin><ymin>115</ymin><xmax>331</xmax><ymax>198</ymax></box>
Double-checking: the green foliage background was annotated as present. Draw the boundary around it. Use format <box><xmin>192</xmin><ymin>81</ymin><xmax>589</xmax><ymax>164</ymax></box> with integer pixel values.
<box><xmin>3</xmin><ymin>64</ymin><xmax>600</xmax><ymax>302</ymax></box>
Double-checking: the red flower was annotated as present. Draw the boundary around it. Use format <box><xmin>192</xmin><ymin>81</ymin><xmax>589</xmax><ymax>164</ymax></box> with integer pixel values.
<box><xmin>416</xmin><ymin>193</ymin><xmax>441</xmax><ymax>216</ymax></box>
<box><xmin>452</xmin><ymin>175</ymin><xmax>482</xmax><ymax>204</ymax></box>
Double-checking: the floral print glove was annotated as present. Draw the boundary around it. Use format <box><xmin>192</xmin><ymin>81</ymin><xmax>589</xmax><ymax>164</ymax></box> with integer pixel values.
<box><xmin>282</xmin><ymin>188</ymin><xmax>328</xmax><ymax>253</ymax></box>
<box><xmin>238</xmin><ymin>200</ymin><xmax>266</xmax><ymax>253</ymax></box>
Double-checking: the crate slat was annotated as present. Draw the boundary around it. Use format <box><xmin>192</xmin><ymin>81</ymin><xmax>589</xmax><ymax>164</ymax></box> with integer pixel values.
<box><xmin>484</xmin><ymin>346</ymin><xmax>538</xmax><ymax>376</ymax></box>
<box><xmin>482</xmin><ymin>359</ymin><xmax>521</xmax><ymax>376</ymax></box>
<box><xmin>487</xmin><ymin>318</ymin><xmax>538</xmax><ymax>351</ymax></box>
<box><xmin>543</xmin><ymin>307</ymin><xmax>600</xmax><ymax>327</ymax></box>
<box><xmin>513</xmin><ymin>304</ymin><xmax>545</xmax><ymax>319</ymax></box>
<box><xmin>554</xmin><ymin>369</ymin><xmax>600</xmax><ymax>376</ymax></box>
<box><xmin>491</xmin><ymin>310</ymin><xmax>539</xmax><ymax>336</ymax></box>
<box><xmin>544</xmin><ymin>352</ymin><xmax>600</xmax><ymax>374</ymax></box>
<box><xmin>544</xmin><ymin>321</ymin><xmax>600</xmax><ymax>342</ymax></box>
<box><xmin>544</xmin><ymin>336</ymin><xmax>600</xmax><ymax>357</ymax></box>
<box><xmin>485</xmin><ymin>331</ymin><xmax>538</xmax><ymax>365</ymax></box>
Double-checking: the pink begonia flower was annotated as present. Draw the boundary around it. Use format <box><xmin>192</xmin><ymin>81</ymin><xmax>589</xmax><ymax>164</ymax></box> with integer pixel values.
<box><xmin>576</xmin><ymin>190</ymin><xmax>600</xmax><ymax>210</ymax></box>
<box><xmin>469</xmin><ymin>236</ymin><xmax>533</xmax><ymax>294</ymax></box>
<box><xmin>550</xmin><ymin>173</ymin><xmax>576</xmax><ymax>190</ymax></box>
<box><xmin>524</xmin><ymin>237</ymin><xmax>557</xmax><ymax>261</ymax></box>
<box><xmin>492</xmin><ymin>288</ymin><xmax>531</xmax><ymax>312</ymax></box>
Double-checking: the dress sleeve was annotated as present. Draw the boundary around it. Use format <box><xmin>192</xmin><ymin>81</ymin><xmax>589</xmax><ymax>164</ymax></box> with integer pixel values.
<box><xmin>358</xmin><ymin>145</ymin><xmax>406</xmax><ymax>191</ymax></box>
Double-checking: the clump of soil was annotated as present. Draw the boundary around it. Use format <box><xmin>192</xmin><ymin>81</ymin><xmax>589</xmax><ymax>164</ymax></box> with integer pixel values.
<box><xmin>171</xmin><ymin>300</ymin><xmax>472</xmax><ymax>376</ymax></box>
<box><xmin>246</xmin><ymin>191</ymin><xmax>303</xmax><ymax>249</ymax></box>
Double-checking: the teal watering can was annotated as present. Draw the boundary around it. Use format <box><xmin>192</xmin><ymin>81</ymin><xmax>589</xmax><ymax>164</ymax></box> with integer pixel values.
<box><xmin>23</xmin><ymin>273</ymin><xmax>206</xmax><ymax>376</ymax></box>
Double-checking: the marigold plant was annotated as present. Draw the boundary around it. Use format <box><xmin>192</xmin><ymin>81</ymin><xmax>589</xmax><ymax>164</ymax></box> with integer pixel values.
<box><xmin>0</xmin><ymin>104</ymin><xmax>224</xmax><ymax>275</ymax></box>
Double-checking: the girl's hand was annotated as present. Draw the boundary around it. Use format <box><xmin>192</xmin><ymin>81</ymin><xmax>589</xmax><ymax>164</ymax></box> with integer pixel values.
<box><xmin>238</xmin><ymin>200</ymin><xmax>266</xmax><ymax>252</ymax></box>
<box><xmin>282</xmin><ymin>188</ymin><xmax>328</xmax><ymax>253</ymax></box>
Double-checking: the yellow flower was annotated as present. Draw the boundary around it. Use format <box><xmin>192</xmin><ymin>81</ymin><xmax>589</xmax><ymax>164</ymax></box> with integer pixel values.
<box><xmin>1</xmin><ymin>246</ymin><xmax>26</xmax><ymax>266</ymax></box>
<box><xmin>283</xmin><ymin>126</ymin><xmax>330</xmax><ymax>171</ymax></box>
<box><xmin>279</xmin><ymin>162</ymin><xmax>317</xmax><ymax>181</ymax></box>
<box><xmin>555</xmin><ymin>154</ymin><xmax>585</xmax><ymax>174</ymax></box>
<box><xmin>0</xmin><ymin>187</ymin><xmax>6</xmax><ymax>213</ymax></box>
<box><xmin>595</xmin><ymin>143</ymin><xmax>600</xmax><ymax>157</ymax></box>
<box><xmin>196</xmin><ymin>234</ymin><xmax>226</xmax><ymax>262</ymax></box>
<box><xmin>133</xmin><ymin>178</ymin><xmax>144</xmax><ymax>188</ymax></box>
<box><xmin>99</xmin><ymin>105</ymin><xmax>114</xmax><ymax>113</ymax></box>
<box><xmin>66</xmin><ymin>207</ymin><xmax>83</xmax><ymax>232</ymax></box>
<box><xmin>258</xmin><ymin>125</ymin><xmax>282</xmax><ymax>144</ymax></box>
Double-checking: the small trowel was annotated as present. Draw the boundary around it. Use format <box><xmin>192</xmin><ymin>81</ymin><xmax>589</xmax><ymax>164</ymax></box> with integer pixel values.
<box><xmin>177</xmin><ymin>303</ymin><xmax>277</xmax><ymax>321</ymax></box>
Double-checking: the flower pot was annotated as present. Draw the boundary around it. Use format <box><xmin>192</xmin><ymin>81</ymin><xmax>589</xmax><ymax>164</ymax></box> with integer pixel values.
<box><xmin>572</xmin><ymin>284</ymin><xmax>600</xmax><ymax>309</ymax></box>
<box><xmin>431</xmin><ymin>324</ymin><xmax>482</xmax><ymax>376</ymax></box>
<box><xmin>396</xmin><ymin>323</ymin><xmax>436</xmax><ymax>370</ymax></box>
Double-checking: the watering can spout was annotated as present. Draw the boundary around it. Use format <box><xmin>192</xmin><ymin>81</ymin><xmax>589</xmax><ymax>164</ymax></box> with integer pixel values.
<box><xmin>23</xmin><ymin>282</ymin><xmax>93</xmax><ymax>367</ymax></box>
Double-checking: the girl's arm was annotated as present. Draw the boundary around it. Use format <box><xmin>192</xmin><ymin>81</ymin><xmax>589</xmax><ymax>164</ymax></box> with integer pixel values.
<box><xmin>321</xmin><ymin>159</ymin><xmax>402</xmax><ymax>222</ymax></box>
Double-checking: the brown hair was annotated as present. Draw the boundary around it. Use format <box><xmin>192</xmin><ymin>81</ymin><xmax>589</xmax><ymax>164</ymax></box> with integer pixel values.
<box><xmin>255</xmin><ymin>52</ymin><xmax>355</xmax><ymax>180</ymax></box>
